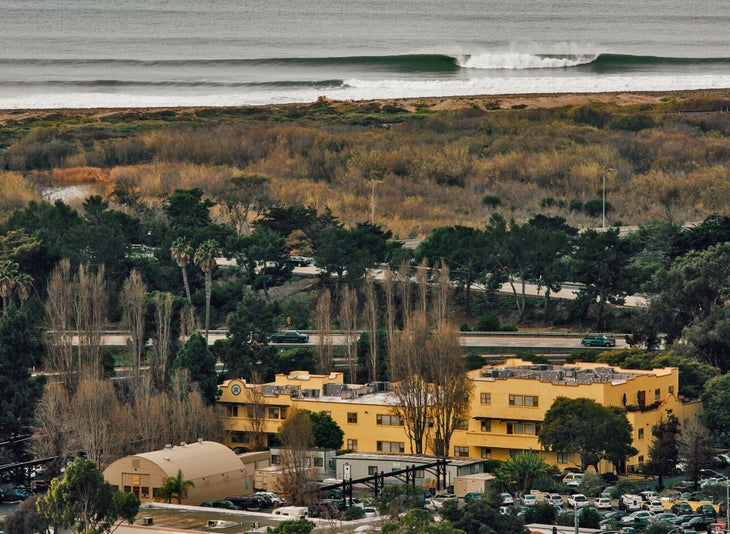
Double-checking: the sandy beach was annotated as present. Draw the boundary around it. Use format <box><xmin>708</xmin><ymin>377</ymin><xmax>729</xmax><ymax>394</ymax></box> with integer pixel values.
<box><xmin>2</xmin><ymin>88</ymin><xmax>729</xmax><ymax>125</ymax></box>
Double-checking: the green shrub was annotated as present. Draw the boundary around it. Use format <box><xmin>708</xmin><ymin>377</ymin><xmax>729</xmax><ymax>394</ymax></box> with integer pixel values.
<box><xmin>482</xmin><ymin>195</ymin><xmax>502</xmax><ymax>208</ymax></box>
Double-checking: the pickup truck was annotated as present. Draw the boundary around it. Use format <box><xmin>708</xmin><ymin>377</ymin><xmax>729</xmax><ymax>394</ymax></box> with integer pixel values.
<box><xmin>581</xmin><ymin>334</ymin><xmax>616</xmax><ymax>347</ymax></box>
<box><xmin>271</xmin><ymin>330</ymin><xmax>309</xmax><ymax>343</ymax></box>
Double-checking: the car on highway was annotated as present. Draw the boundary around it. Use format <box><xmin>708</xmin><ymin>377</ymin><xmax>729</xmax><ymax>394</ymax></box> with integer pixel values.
<box><xmin>581</xmin><ymin>334</ymin><xmax>616</xmax><ymax>347</ymax></box>
<box><xmin>271</xmin><ymin>330</ymin><xmax>309</xmax><ymax>343</ymax></box>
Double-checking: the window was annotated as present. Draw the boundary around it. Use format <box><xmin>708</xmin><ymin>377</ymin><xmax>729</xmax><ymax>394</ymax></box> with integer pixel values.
<box><xmin>480</xmin><ymin>392</ymin><xmax>491</xmax><ymax>404</ymax></box>
<box><xmin>224</xmin><ymin>405</ymin><xmax>238</xmax><ymax>417</ymax></box>
<box><xmin>668</xmin><ymin>385</ymin><xmax>675</xmax><ymax>394</ymax></box>
<box><xmin>509</xmin><ymin>394</ymin><xmax>538</xmax><ymax>407</ymax></box>
<box><xmin>268</xmin><ymin>407</ymin><xmax>280</xmax><ymax>419</ymax></box>
<box><xmin>557</xmin><ymin>452</ymin><xmax>568</xmax><ymax>464</ymax></box>
<box><xmin>377</xmin><ymin>441</ymin><xmax>405</xmax><ymax>453</ymax></box>
<box><xmin>231</xmin><ymin>431</ymin><xmax>250</xmax><ymax>443</ymax></box>
<box><xmin>271</xmin><ymin>454</ymin><xmax>279</xmax><ymax>465</ymax></box>
<box><xmin>481</xmin><ymin>420</ymin><xmax>491</xmax><ymax>432</ymax></box>
<box><xmin>456</xmin><ymin>419</ymin><xmax>469</xmax><ymax>430</ymax></box>
<box><xmin>507</xmin><ymin>422</ymin><xmax>535</xmax><ymax>435</ymax></box>
<box><xmin>481</xmin><ymin>447</ymin><xmax>492</xmax><ymax>459</ymax></box>
<box><xmin>314</xmin><ymin>457</ymin><xmax>324</xmax><ymax>467</ymax></box>
<box><xmin>638</xmin><ymin>428</ymin><xmax>644</xmax><ymax>439</ymax></box>
<box><xmin>454</xmin><ymin>446</ymin><xmax>469</xmax><ymax>457</ymax></box>
<box><xmin>347</xmin><ymin>412</ymin><xmax>358</xmax><ymax>424</ymax></box>
<box><xmin>509</xmin><ymin>449</ymin><xmax>527</xmax><ymax>458</ymax></box>
<box><xmin>368</xmin><ymin>466</ymin><xmax>378</xmax><ymax>475</ymax></box>
<box><xmin>347</xmin><ymin>439</ymin><xmax>358</xmax><ymax>451</ymax></box>
<box><xmin>654</xmin><ymin>388</ymin><xmax>661</xmax><ymax>401</ymax></box>
<box><xmin>376</xmin><ymin>414</ymin><xmax>404</xmax><ymax>426</ymax></box>
<box><xmin>638</xmin><ymin>455</ymin><xmax>644</xmax><ymax>464</ymax></box>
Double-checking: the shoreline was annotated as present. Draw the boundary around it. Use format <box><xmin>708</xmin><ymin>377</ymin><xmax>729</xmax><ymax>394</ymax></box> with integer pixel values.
<box><xmin>2</xmin><ymin>88</ymin><xmax>730</xmax><ymax>125</ymax></box>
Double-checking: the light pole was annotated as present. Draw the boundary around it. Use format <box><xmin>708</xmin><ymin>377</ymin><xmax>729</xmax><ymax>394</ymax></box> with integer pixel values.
<box><xmin>574</xmin><ymin>500</ymin><xmax>579</xmax><ymax>534</ymax></box>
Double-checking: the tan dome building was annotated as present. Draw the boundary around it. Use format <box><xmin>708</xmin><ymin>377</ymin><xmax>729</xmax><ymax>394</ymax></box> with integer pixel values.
<box><xmin>103</xmin><ymin>439</ymin><xmax>248</xmax><ymax>504</ymax></box>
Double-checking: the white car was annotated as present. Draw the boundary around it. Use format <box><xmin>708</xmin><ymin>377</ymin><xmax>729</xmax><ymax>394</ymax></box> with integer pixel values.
<box><xmin>256</xmin><ymin>491</ymin><xmax>285</xmax><ymax>507</ymax></box>
<box><xmin>568</xmin><ymin>494</ymin><xmax>589</xmax><ymax>508</ymax></box>
<box><xmin>594</xmin><ymin>497</ymin><xmax>612</xmax><ymax>509</ymax></box>
<box><xmin>500</xmin><ymin>492</ymin><xmax>515</xmax><ymax>505</ymax></box>
<box><xmin>544</xmin><ymin>493</ymin><xmax>564</xmax><ymax>506</ymax></box>
<box><xmin>620</xmin><ymin>510</ymin><xmax>655</xmax><ymax>524</ymax></box>
<box><xmin>644</xmin><ymin>500</ymin><xmax>664</xmax><ymax>513</ymax></box>
<box><xmin>521</xmin><ymin>494</ymin><xmax>538</xmax><ymax>506</ymax></box>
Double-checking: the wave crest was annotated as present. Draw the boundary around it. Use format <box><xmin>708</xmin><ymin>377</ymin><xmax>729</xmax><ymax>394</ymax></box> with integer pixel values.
<box><xmin>457</xmin><ymin>53</ymin><xmax>598</xmax><ymax>70</ymax></box>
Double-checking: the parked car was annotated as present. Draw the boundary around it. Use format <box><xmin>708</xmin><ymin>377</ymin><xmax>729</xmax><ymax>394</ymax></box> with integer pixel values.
<box><xmin>581</xmin><ymin>334</ymin><xmax>616</xmax><ymax>347</ymax></box>
<box><xmin>226</xmin><ymin>496</ymin><xmax>262</xmax><ymax>511</ymax></box>
<box><xmin>670</xmin><ymin>501</ymin><xmax>693</xmax><ymax>515</ymax></box>
<box><xmin>256</xmin><ymin>491</ymin><xmax>285</xmax><ymax>507</ymax></box>
<box><xmin>30</xmin><ymin>480</ymin><xmax>50</xmax><ymax>493</ymax></box>
<box><xmin>544</xmin><ymin>493</ymin><xmax>564</xmax><ymax>506</ymax></box>
<box><xmin>568</xmin><ymin>494</ymin><xmax>589</xmax><ymax>508</ymax></box>
<box><xmin>594</xmin><ymin>497</ymin><xmax>613</xmax><ymax>509</ymax></box>
<box><xmin>463</xmin><ymin>492</ymin><xmax>484</xmax><ymax>503</ymax></box>
<box><xmin>500</xmin><ymin>492</ymin><xmax>515</xmax><ymax>505</ymax></box>
<box><xmin>695</xmin><ymin>503</ymin><xmax>717</xmax><ymax>517</ymax></box>
<box><xmin>644</xmin><ymin>500</ymin><xmax>664</xmax><ymax>513</ymax></box>
<box><xmin>1</xmin><ymin>487</ymin><xmax>29</xmax><ymax>502</ymax></box>
<box><xmin>271</xmin><ymin>330</ymin><xmax>309</xmax><ymax>343</ymax></box>
<box><xmin>639</xmin><ymin>490</ymin><xmax>660</xmax><ymax>502</ymax></box>
<box><xmin>211</xmin><ymin>499</ymin><xmax>242</xmax><ymax>510</ymax></box>
<box><xmin>288</xmin><ymin>256</ymin><xmax>313</xmax><ymax>267</ymax></box>
<box><xmin>600</xmin><ymin>486</ymin><xmax>615</xmax><ymax>499</ymax></box>
<box><xmin>651</xmin><ymin>512</ymin><xmax>678</xmax><ymax>524</ymax></box>
<box><xmin>681</xmin><ymin>514</ymin><xmax>715</xmax><ymax>530</ymax></box>
<box><xmin>620</xmin><ymin>510</ymin><xmax>655</xmax><ymax>527</ymax></box>
<box><xmin>521</xmin><ymin>494</ymin><xmax>538</xmax><ymax>506</ymax></box>
<box><xmin>563</xmin><ymin>472</ymin><xmax>584</xmax><ymax>487</ymax></box>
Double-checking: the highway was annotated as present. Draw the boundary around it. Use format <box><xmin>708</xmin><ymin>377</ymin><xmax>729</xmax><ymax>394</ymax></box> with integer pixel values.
<box><xmin>91</xmin><ymin>331</ymin><xmax>627</xmax><ymax>352</ymax></box>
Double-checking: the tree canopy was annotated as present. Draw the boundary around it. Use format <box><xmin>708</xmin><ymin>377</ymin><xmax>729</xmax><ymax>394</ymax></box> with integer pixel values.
<box><xmin>36</xmin><ymin>458</ymin><xmax>139</xmax><ymax>534</ymax></box>
<box><xmin>538</xmin><ymin>397</ymin><xmax>637</xmax><ymax>472</ymax></box>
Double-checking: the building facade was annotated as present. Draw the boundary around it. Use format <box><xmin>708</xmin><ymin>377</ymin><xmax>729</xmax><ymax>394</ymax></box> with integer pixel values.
<box><xmin>217</xmin><ymin>360</ymin><xmax>701</xmax><ymax>472</ymax></box>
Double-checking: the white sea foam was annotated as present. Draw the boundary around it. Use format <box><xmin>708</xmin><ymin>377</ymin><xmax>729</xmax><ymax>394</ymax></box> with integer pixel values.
<box><xmin>2</xmin><ymin>74</ymin><xmax>730</xmax><ymax>109</ymax></box>
<box><xmin>456</xmin><ymin>53</ymin><xmax>597</xmax><ymax>70</ymax></box>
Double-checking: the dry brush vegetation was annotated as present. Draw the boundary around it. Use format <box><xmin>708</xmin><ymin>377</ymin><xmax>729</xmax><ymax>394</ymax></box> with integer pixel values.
<box><xmin>1</xmin><ymin>90</ymin><xmax>730</xmax><ymax>236</ymax></box>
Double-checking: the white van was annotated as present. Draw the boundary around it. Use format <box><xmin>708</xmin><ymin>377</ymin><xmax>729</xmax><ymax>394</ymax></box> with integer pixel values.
<box><xmin>273</xmin><ymin>506</ymin><xmax>309</xmax><ymax>520</ymax></box>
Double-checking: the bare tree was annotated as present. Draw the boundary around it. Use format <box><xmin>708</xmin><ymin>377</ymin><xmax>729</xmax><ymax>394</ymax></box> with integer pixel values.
<box><xmin>427</xmin><ymin>320</ymin><xmax>471</xmax><ymax>457</ymax></box>
<box><xmin>390</xmin><ymin>310</ymin><xmax>431</xmax><ymax>454</ymax></box>
<box><xmin>151</xmin><ymin>292</ymin><xmax>175</xmax><ymax>391</ymax></box>
<box><xmin>244</xmin><ymin>373</ymin><xmax>268</xmax><ymax>451</ymax></box>
<box><xmin>31</xmin><ymin>383</ymin><xmax>71</xmax><ymax>477</ymax></box>
<box><xmin>121</xmin><ymin>269</ymin><xmax>147</xmax><ymax>382</ymax></box>
<box><xmin>432</xmin><ymin>260</ymin><xmax>451</xmax><ymax>323</ymax></box>
<box><xmin>678</xmin><ymin>418</ymin><xmax>715</xmax><ymax>487</ymax></box>
<box><xmin>382</xmin><ymin>266</ymin><xmax>396</xmax><ymax>376</ymax></box>
<box><xmin>68</xmin><ymin>377</ymin><xmax>127</xmax><ymax>469</ymax></box>
<box><xmin>363</xmin><ymin>276</ymin><xmax>379</xmax><ymax>382</ymax></box>
<box><xmin>415</xmin><ymin>257</ymin><xmax>429</xmax><ymax>315</ymax></box>
<box><xmin>339</xmin><ymin>285</ymin><xmax>359</xmax><ymax>382</ymax></box>
<box><xmin>277</xmin><ymin>409</ymin><xmax>316</xmax><ymax>505</ymax></box>
<box><xmin>45</xmin><ymin>259</ymin><xmax>77</xmax><ymax>393</ymax></box>
<box><xmin>314</xmin><ymin>288</ymin><xmax>334</xmax><ymax>374</ymax></box>
<box><xmin>74</xmin><ymin>264</ymin><xmax>107</xmax><ymax>381</ymax></box>
<box><xmin>397</xmin><ymin>259</ymin><xmax>412</xmax><ymax>320</ymax></box>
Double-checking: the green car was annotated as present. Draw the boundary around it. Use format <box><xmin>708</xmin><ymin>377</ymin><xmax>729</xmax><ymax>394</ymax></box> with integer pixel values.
<box><xmin>271</xmin><ymin>330</ymin><xmax>309</xmax><ymax>343</ymax></box>
<box><xmin>581</xmin><ymin>334</ymin><xmax>616</xmax><ymax>347</ymax></box>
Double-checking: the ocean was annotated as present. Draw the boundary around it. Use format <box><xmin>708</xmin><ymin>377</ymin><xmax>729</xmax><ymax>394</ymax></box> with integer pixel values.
<box><xmin>1</xmin><ymin>0</ymin><xmax>729</xmax><ymax>109</ymax></box>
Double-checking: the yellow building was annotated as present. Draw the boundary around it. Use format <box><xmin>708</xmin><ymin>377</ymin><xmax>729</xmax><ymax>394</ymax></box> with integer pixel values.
<box><xmin>217</xmin><ymin>361</ymin><xmax>702</xmax><ymax>472</ymax></box>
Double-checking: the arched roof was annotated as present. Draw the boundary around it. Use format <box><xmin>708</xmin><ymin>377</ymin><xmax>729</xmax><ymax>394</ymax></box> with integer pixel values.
<box><xmin>132</xmin><ymin>440</ymin><xmax>242</xmax><ymax>480</ymax></box>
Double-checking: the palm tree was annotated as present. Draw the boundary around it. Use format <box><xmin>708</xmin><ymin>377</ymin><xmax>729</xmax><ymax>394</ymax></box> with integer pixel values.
<box><xmin>170</xmin><ymin>237</ymin><xmax>193</xmax><ymax>304</ymax></box>
<box><xmin>0</xmin><ymin>259</ymin><xmax>19</xmax><ymax>314</ymax></box>
<box><xmin>14</xmin><ymin>272</ymin><xmax>33</xmax><ymax>307</ymax></box>
<box><xmin>194</xmin><ymin>239</ymin><xmax>219</xmax><ymax>344</ymax></box>
<box><xmin>157</xmin><ymin>469</ymin><xmax>194</xmax><ymax>504</ymax></box>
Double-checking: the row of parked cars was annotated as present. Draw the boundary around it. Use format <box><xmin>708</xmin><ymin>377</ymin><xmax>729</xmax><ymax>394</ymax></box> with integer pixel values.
<box><xmin>200</xmin><ymin>491</ymin><xmax>285</xmax><ymax>511</ymax></box>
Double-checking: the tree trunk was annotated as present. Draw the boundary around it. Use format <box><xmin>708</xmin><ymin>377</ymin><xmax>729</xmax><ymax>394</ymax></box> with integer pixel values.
<box><xmin>181</xmin><ymin>266</ymin><xmax>192</xmax><ymax>304</ymax></box>
<box><xmin>204</xmin><ymin>270</ymin><xmax>211</xmax><ymax>344</ymax></box>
